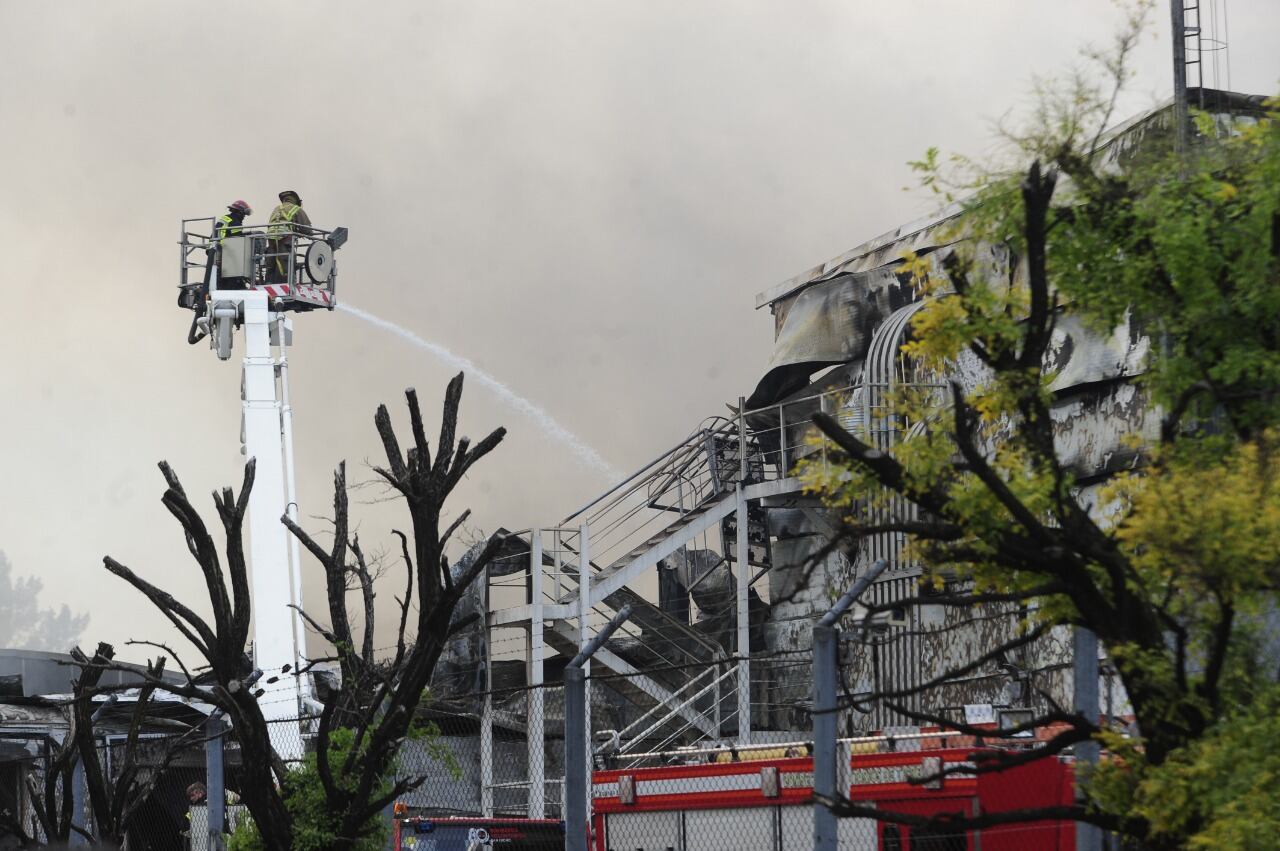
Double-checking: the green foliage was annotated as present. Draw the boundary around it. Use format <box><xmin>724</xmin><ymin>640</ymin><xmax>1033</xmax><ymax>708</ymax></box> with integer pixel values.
<box><xmin>227</xmin><ymin>727</ymin><xmax>388</xmax><ymax>851</ymax></box>
<box><xmin>226</xmin><ymin>810</ymin><xmax>262</xmax><ymax>851</ymax></box>
<box><xmin>799</xmin><ymin>6</ymin><xmax>1280</xmax><ymax>846</ymax></box>
<box><xmin>228</xmin><ymin>719</ymin><xmax>458</xmax><ymax>851</ymax></box>
<box><xmin>1090</xmin><ymin>683</ymin><xmax>1280</xmax><ymax>850</ymax></box>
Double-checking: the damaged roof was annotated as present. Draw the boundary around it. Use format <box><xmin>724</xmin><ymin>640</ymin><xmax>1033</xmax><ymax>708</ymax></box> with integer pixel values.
<box><xmin>754</xmin><ymin>89</ymin><xmax>1273</xmax><ymax>312</ymax></box>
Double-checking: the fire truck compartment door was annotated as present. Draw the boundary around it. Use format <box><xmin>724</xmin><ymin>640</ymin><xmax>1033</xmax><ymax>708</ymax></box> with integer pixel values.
<box><xmin>780</xmin><ymin>805</ymin><xmax>878</xmax><ymax>849</ymax></box>
<box><xmin>603</xmin><ymin>811</ymin><xmax>680</xmax><ymax>851</ymax></box>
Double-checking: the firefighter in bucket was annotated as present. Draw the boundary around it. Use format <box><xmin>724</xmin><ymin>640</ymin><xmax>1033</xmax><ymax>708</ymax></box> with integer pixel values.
<box><xmin>266</xmin><ymin>189</ymin><xmax>312</xmax><ymax>283</ymax></box>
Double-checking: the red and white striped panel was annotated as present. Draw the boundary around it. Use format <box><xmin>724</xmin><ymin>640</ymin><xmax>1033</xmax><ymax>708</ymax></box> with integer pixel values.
<box><xmin>255</xmin><ymin>284</ymin><xmax>333</xmax><ymax>306</ymax></box>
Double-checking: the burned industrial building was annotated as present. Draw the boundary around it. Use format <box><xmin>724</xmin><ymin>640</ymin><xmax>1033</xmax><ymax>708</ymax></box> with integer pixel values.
<box><xmin>414</xmin><ymin>89</ymin><xmax>1276</xmax><ymax>817</ymax></box>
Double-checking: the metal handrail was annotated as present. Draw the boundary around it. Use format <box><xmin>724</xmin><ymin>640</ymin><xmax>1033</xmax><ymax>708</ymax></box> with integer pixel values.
<box><xmin>178</xmin><ymin>217</ymin><xmax>342</xmax><ymax>300</ymax></box>
<box><xmin>612</xmin><ymin>665</ymin><xmax>737</xmax><ymax>758</ymax></box>
<box><xmin>560</xmin><ymin>418</ymin><xmax>735</xmax><ymax>525</ymax></box>
<box><xmin>630</xmin><ymin>689</ymin><xmax>739</xmax><ymax>764</ymax></box>
<box><xmin>607</xmin><ymin>666</ymin><xmax>717</xmax><ymax>747</ymax></box>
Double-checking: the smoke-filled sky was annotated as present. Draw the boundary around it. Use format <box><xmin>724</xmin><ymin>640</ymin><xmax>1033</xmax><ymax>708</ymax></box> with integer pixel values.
<box><xmin>1</xmin><ymin>1</ymin><xmax>1278</xmax><ymax>661</ymax></box>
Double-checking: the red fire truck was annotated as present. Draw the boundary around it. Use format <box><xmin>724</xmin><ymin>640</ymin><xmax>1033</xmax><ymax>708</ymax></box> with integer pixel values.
<box><xmin>591</xmin><ymin>746</ymin><xmax>1076</xmax><ymax>850</ymax></box>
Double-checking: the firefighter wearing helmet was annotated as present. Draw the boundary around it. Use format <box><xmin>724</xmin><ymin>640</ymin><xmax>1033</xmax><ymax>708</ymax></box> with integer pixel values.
<box><xmin>216</xmin><ymin>199</ymin><xmax>252</xmax><ymax>243</ymax></box>
<box><xmin>214</xmin><ymin>199</ymin><xmax>254</xmax><ymax>291</ymax></box>
<box><xmin>266</xmin><ymin>190</ymin><xmax>312</xmax><ymax>283</ymax></box>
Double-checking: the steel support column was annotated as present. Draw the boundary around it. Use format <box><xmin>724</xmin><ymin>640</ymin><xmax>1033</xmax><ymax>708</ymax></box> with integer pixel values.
<box><xmin>578</xmin><ymin>524</ymin><xmax>591</xmax><ymax>762</ymax></box>
<box><xmin>735</xmin><ymin>488</ymin><xmax>751</xmax><ymax>743</ymax></box>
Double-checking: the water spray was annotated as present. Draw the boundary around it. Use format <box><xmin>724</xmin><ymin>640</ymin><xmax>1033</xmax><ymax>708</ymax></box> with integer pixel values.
<box><xmin>337</xmin><ymin>303</ymin><xmax>621</xmax><ymax>480</ymax></box>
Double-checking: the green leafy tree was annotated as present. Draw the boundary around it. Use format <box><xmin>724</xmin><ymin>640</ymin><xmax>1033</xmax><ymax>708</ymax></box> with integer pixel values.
<box><xmin>802</xmin><ymin>8</ymin><xmax>1280</xmax><ymax>848</ymax></box>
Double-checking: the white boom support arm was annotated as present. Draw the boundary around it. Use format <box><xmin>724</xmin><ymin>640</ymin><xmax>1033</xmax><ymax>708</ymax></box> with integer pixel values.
<box><xmin>235</xmin><ymin>291</ymin><xmax>306</xmax><ymax>760</ymax></box>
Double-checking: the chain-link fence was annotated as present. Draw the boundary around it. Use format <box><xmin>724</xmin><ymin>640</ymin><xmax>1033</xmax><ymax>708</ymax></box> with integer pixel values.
<box><xmin>0</xmin><ymin>727</ymin><xmax>214</xmax><ymax>850</ymax></box>
<box><xmin>2</xmin><ymin>675</ymin><xmax>1082</xmax><ymax>851</ymax></box>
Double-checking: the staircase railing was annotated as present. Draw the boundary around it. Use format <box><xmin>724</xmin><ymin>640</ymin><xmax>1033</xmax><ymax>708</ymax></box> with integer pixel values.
<box><xmin>604</xmin><ymin>664</ymin><xmax>740</xmax><ymax>761</ymax></box>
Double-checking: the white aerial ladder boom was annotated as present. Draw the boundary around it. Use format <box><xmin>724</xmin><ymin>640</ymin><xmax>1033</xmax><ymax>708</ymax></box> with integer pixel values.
<box><xmin>177</xmin><ymin>217</ymin><xmax>348</xmax><ymax>760</ymax></box>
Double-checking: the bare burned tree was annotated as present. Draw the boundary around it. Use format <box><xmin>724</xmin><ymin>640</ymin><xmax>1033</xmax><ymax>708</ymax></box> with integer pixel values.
<box><xmin>97</xmin><ymin>373</ymin><xmax>505</xmax><ymax>851</ymax></box>
<box><xmin>100</xmin><ymin>458</ymin><xmax>293</xmax><ymax>850</ymax></box>
<box><xmin>282</xmin><ymin>372</ymin><xmax>507</xmax><ymax>844</ymax></box>
<box><xmin>16</xmin><ymin>644</ymin><xmax>197</xmax><ymax>848</ymax></box>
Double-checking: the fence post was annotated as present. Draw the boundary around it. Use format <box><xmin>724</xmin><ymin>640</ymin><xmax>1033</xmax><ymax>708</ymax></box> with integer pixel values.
<box><xmin>565</xmin><ymin>606</ymin><xmax>633</xmax><ymax>851</ymax></box>
<box><xmin>814</xmin><ymin>560</ymin><xmax>887</xmax><ymax>851</ymax></box>
<box><xmin>481</xmin><ymin>556</ymin><xmax>495</xmax><ymax>817</ymax></box>
<box><xmin>528</xmin><ymin>529</ymin><xmax>546</xmax><ymax>819</ymax></box>
<box><xmin>813</xmin><ymin>621</ymin><xmax>839</xmax><ymax>851</ymax></box>
<box><xmin>563</xmin><ymin>666</ymin><xmax>587</xmax><ymax>851</ymax></box>
<box><xmin>206</xmin><ymin>711</ymin><xmax>227</xmax><ymax>850</ymax></box>
<box><xmin>1074</xmin><ymin>627</ymin><xmax>1102</xmax><ymax>851</ymax></box>
<box><xmin>70</xmin><ymin>758</ymin><xmax>89</xmax><ymax>845</ymax></box>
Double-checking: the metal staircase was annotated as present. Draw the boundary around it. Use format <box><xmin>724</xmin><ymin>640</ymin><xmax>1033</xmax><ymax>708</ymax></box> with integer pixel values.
<box><xmin>483</xmin><ymin>383</ymin><xmax>863</xmax><ymax>817</ymax></box>
<box><xmin>488</xmin><ymin>416</ymin><xmax>770</xmax><ymax>753</ymax></box>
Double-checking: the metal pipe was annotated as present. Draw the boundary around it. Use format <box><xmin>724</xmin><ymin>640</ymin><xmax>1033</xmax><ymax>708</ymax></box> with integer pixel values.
<box><xmin>564</xmin><ymin>665</ymin><xmax>588</xmax><ymax>851</ymax></box>
<box><xmin>779</xmin><ymin>403</ymin><xmax>788</xmax><ymax>473</ymax></box>
<box><xmin>577</xmin><ymin>524</ymin><xmax>592</xmax><ymax>760</ymax></box>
